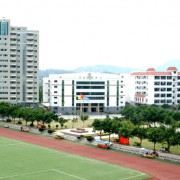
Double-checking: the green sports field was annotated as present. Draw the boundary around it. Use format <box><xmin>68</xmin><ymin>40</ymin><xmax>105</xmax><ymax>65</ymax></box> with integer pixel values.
<box><xmin>0</xmin><ymin>137</ymin><xmax>151</xmax><ymax>180</ymax></box>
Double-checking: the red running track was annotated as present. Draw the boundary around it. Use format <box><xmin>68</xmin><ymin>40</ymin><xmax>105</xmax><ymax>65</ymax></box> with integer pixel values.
<box><xmin>0</xmin><ymin>128</ymin><xmax>179</xmax><ymax>180</ymax></box>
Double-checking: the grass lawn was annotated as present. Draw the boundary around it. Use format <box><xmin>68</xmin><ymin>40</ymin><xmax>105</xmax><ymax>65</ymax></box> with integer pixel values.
<box><xmin>129</xmin><ymin>137</ymin><xmax>180</xmax><ymax>156</ymax></box>
<box><xmin>0</xmin><ymin>136</ymin><xmax>151</xmax><ymax>180</ymax></box>
<box><xmin>100</xmin><ymin>136</ymin><xmax>180</xmax><ymax>156</ymax></box>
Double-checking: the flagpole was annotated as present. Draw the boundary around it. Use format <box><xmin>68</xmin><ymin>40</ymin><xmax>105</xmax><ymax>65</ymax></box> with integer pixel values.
<box><xmin>82</xmin><ymin>99</ymin><xmax>84</xmax><ymax>127</ymax></box>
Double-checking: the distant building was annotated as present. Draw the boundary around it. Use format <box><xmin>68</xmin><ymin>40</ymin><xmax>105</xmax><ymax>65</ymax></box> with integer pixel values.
<box><xmin>43</xmin><ymin>72</ymin><xmax>126</xmax><ymax>114</ymax></box>
<box><xmin>0</xmin><ymin>18</ymin><xmax>39</xmax><ymax>107</ymax></box>
<box><xmin>130</xmin><ymin>67</ymin><xmax>180</xmax><ymax>105</ymax></box>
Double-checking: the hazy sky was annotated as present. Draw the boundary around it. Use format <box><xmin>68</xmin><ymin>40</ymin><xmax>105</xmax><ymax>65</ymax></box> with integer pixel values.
<box><xmin>1</xmin><ymin>0</ymin><xmax>180</xmax><ymax>70</ymax></box>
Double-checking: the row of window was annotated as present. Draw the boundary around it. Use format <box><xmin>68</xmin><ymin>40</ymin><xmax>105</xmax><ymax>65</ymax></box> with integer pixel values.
<box><xmin>76</xmin><ymin>81</ymin><xmax>105</xmax><ymax>85</ymax></box>
<box><xmin>154</xmin><ymin>88</ymin><xmax>180</xmax><ymax>91</ymax></box>
<box><xmin>155</xmin><ymin>76</ymin><xmax>180</xmax><ymax>79</ymax></box>
<box><xmin>136</xmin><ymin>76</ymin><xmax>180</xmax><ymax>80</ymax></box>
<box><xmin>53</xmin><ymin>101</ymin><xmax>124</xmax><ymax>105</ymax></box>
<box><xmin>9</xmin><ymin>97</ymin><xmax>37</xmax><ymax>100</ymax></box>
<box><xmin>154</xmin><ymin>100</ymin><xmax>180</xmax><ymax>104</ymax></box>
<box><xmin>52</xmin><ymin>80</ymin><xmax>124</xmax><ymax>83</ymax></box>
<box><xmin>154</xmin><ymin>82</ymin><xmax>180</xmax><ymax>86</ymax></box>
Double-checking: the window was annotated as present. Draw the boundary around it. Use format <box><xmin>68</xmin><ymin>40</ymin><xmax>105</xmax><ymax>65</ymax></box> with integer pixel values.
<box><xmin>154</xmin><ymin>88</ymin><xmax>160</xmax><ymax>91</ymax></box>
<box><xmin>161</xmin><ymin>76</ymin><xmax>166</xmax><ymax>80</ymax></box>
<box><xmin>155</xmin><ymin>76</ymin><xmax>160</xmax><ymax>79</ymax></box>
<box><xmin>167</xmin><ymin>76</ymin><xmax>172</xmax><ymax>79</ymax></box>
<box><xmin>167</xmin><ymin>88</ymin><xmax>172</xmax><ymax>91</ymax></box>
<box><xmin>167</xmin><ymin>82</ymin><xmax>172</xmax><ymax>85</ymax></box>
<box><xmin>167</xmin><ymin>100</ymin><xmax>172</xmax><ymax>103</ymax></box>
<box><xmin>154</xmin><ymin>82</ymin><xmax>160</xmax><ymax>85</ymax></box>
<box><xmin>154</xmin><ymin>94</ymin><xmax>159</xmax><ymax>97</ymax></box>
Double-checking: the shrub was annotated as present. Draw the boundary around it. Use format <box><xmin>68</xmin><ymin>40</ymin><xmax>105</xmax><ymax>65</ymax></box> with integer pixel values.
<box><xmin>82</xmin><ymin>135</ymin><xmax>94</xmax><ymax>141</ymax></box>
<box><xmin>133</xmin><ymin>142</ymin><xmax>141</xmax><ymax>147</ymax></box>
<box><xmin>17</xmin><ymin>121</ymin><xmax>22</xmax><ymax>124</ymax></box>
<box><xmin>47</xmin><ymin>129</ymin><xmax>55</xmax><ymax>134</ymax></box>
<box><xmin>6</xmin><ymin>119</ymin><xmax>11</xmax><ymax>122</ymax></box>
<box><xmin>29</xmin><ymin>123</ymin><xmax>34</xmax><ymax>127</ymax></box>
<box><xmin>86</xmin><ymin>136</ymin><xmax>94</xmax><ymax>141</ymax></box>
<box><xmin>39</xmin><ymin>127</ymin><xmax>44</xmax><ymax>133</ymax></box>
<box><xmin>97</xmin><ymin>132</ymin><xmax>109</xmax><ymax>136</ymax></box>
<box><xmin>114</xmin><ymin>138</ymin><xmax>119</xmax><ymax>142</ymax></box>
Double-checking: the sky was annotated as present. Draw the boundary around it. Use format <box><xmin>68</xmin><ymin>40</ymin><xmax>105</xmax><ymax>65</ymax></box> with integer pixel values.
<box><xmin>1</xmin><ymin>0</ymin><xmax>180</xmax><ymax>70</ymax></box>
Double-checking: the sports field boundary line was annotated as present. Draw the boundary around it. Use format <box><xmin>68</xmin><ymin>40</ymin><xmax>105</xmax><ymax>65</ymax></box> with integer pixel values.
<box><xmin>51</xmin><ymin>169</ymin><xmax>87</xmax><ymax>180</ymax></box>
<box><xmin>0</xmin><ymin>168</ymin><xmax>88</xmax><ymax>180</ymax></box>
<box><xmin>0</xmin><ymin>169</ymin><xmax>51</xmax><ymax>179</ymax></box>
<box><xmin>0</xmin><ymin>142</ymin><xmax>25</xmax><ymax>147</ymax></box>
<box><xmin>119</xmin><ymin>173</ymin><xmax>146</xmax><ymax>180</ymax></box>
<box><xmin>69</xmin><ymin>153</ymin><xmax>144</xmax><ymax>174</ymax></box>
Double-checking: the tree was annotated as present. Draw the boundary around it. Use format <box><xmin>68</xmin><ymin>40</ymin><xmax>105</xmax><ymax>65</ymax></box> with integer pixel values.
<box><xmin>133</xmin><ymin>126</ymin><xmax>147</xmax><ymax>146</ymax></box>
<box><xmin>9</xmin><ymin>104</ymin><xmax>22</xmax><ymax>123</ymax></box>
<box><xmin>147</xmin><ymin>127</ymin><xmax>164</xmax><ymax>150</ymax></box>
<box><xmin>164</xmin><ymin>113</ymin><xmax>174</xmax><ymax>126</ymax></box>
<box><xmin>121</xmin><ymin>105</ymin><xmax>136</xmax><ymax>120</ymax></box>
<box><xmin>57</xmin><ymin>117</ymin><xmax>67</xmax><ymax>128</ymax></box>
<box><xmin>0</xmin><ymin>102</ymin><xmax>11</xmax><ymax>120</ymax></box>
<box><xmin>80</xmin><ymin>114</ymin><xmax>89</xmax><ymax>127</ymax></box>
<box><xmin>16</xmin><ymin>107</ymin><xmax>25</xmax><ymax>121</ymax></box>
<box><xmin>71</xmin><ymin>118</ymin><xmax>78</xmax><ymax>128</ymax></box>
<box><xmin>102</xmin><ymin>118</ymin><xmax>113</xmax><ymax>142</ymax></box>
<box><xmin>22</xmin><ymin>108</ymin><xmax>35</xmax><ymax>125</ymax></box>
<box><xmin>159</xmin><ymin>125</ymin><xmax>180</xmax><ymax>152</ymax></box>
<box><xmin>118</xmin><ymin>121</ymin><xmax>134</xmax><ymax>140</ymax></box>
<box><xmin>39</xmin><ymin>85</ymin><xmax>43</xmax><ymax>103</ymax></box>
<box><xmin>33</xmin><ymin>107</ymin><xmax>47</xmax><ymax>125</ymax></box>
<box><xmin>142</xmin><ymin>105</ymin><xmax>166</xmax><ymax>126</ymax></box>
<box><xmin>43</xmin><ymin>111</ymin><xmax>55</xmax><ymax>125</ymax></box>
<box><xmin>92</xmin><ymin>119</ymin><xmax>103</xmax><ymax>139</ymax></box>
<box><xmin>172</xmin><ymin>111</ymin><xmax>180</xmax><ymax>122</ymax></box>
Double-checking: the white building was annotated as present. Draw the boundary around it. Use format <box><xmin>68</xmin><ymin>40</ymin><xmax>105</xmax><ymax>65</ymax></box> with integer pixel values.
<box><xmin>130</xmin><ymin>67</ymin><xmax>180</xmax><ymax>105</ymax></box>
<box><xmin>43</xmin><ymin>72</ymin><xmax>126</xmax><ymax>114</ymax></box>
<box><xmin>0</xmin><ymin>18</ymin><xmax>39</xmax><ymax>107</ymax></box>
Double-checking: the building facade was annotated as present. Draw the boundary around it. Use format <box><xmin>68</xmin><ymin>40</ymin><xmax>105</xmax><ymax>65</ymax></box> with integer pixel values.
<box><xmin>0</xmin><ymin>18</ymin><xmax>39</xmax><ymax>107</ymax></box>
<box><xmin>43</xmin><ymin>72</ymin><xmax>126</xmax><ymax>114</ymax></box>
<box><xmin>130</xmin><ymin>67</ymin><xmax>180</xmax><ymax>106</ymax></box>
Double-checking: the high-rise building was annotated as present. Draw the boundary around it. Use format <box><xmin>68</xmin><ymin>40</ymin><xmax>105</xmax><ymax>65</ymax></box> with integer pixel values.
<box><xmin>0</xmin><ymin>18</ymin><xmax>39</xmax><ymax>107</ymax></box>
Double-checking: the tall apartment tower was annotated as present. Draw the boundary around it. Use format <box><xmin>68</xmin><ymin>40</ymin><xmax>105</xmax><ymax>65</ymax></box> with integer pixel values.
<box><xmin>0</xmin><ymin>18</ymin><xmax>39</xmax><ymax>107</ymax></box>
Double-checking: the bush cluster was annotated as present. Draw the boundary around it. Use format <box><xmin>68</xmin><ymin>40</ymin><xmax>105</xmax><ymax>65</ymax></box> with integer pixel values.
<box><xmin>17</xmin><ymin>121</ymin><xmax>22</xmax><ymax>124</ymax></box>
<box><xmin>6</xmin><ymin>119</ymin><xmax>11</xmax><ymax>122</ymax></box>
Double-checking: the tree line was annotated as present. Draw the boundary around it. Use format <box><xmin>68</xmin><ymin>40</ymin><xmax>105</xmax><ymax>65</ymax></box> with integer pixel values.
<box><xmin>92</xmin><ymin>104</ymin><xmax>180</xmax><ymax>152</ymax></box>
<box><xmin>0</xmin><ymin>102</ymin><xmax>68</xmax><ymax>129</ymax></box>
<box><xmin>0</xmin><ymin>102</ymin><xmax>180</xmax><ymax>152</ymax></box>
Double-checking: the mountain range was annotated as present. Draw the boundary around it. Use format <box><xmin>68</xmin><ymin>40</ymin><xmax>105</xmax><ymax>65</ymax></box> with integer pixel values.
<box><xmin>39</xmin><ymin>59</ymin><xmax>180</xmax><ymax>83</ymax></box>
